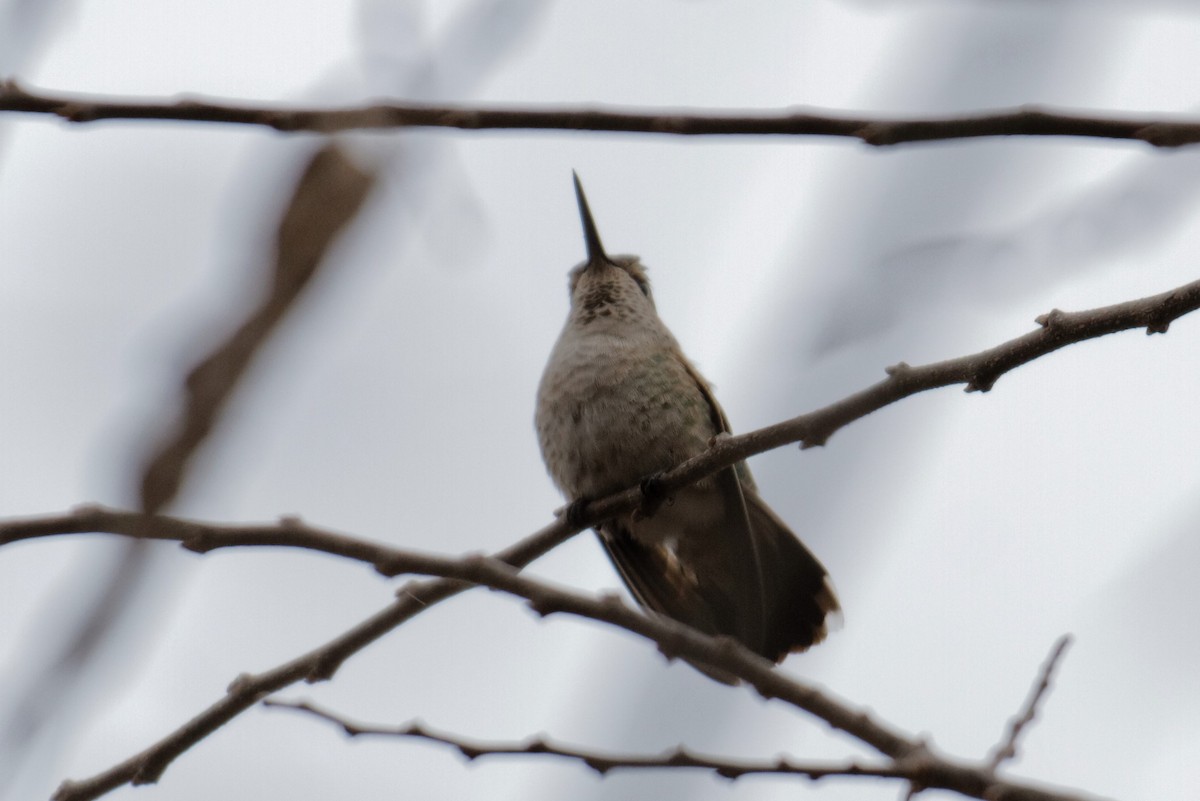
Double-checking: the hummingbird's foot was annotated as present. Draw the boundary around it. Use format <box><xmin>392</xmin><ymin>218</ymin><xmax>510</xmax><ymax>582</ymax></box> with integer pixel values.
<box><xmin>564</xmin><ymin>496</ymin><xmax>592</xmax><ymax>528</ymax></box>
<box><xmin>634</xmin><ymin>472</ymin><xmax>669</xmax><ymax>520</ymax></box>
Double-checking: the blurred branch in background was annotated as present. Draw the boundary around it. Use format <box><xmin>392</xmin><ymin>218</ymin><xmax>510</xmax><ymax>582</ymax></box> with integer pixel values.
<box><xmin>137</xmin><ymin>143</ymin><xmax>376</xmax><ymax>514</ymax></box>
<box><xmin>0</xmin><ymin>141</ymin><xmax>376</xmax><ymax>800</ymax></box>
<box><xmin>0</xmin><ymin>5</ymin><xmax>549</xmax><ymax>798</ymax></box>
<box><xmin>5</xmin><ymin>80</ymin><xmax>1200</xmax><ymax>148</ymax></box>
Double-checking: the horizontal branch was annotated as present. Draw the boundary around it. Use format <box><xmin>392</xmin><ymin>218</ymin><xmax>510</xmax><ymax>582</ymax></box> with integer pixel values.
<box><xmin>3</xmin><ymin>79</ymin><xmax>1200</xmax><ymax>147</ymax></box>
<box><xmin>263</xmin><ymin>698</ymin><xmax>905</xmax><ymax>782</ymax></box>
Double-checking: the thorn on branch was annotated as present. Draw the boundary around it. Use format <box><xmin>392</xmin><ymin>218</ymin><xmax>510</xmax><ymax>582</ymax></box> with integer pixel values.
<box><xmin>1035</xmin><ymin>309</ymin><xmax>1066</xmax><ymax>329</ymax></box>
<box><xmin>526</xmin><ymin>597</ymin><xmax>556</xmax><ymax>618</ymax></box>
<box><xmin>667</xmin><ymin>746</ymin><xmax>694</xmax><ymax>767</ymax></box>
<box><xmin>226</xmin><ymin>673</ymin><xmax>257</xmax><ymax>694</ymax></box>
<box><xmin>585</xmin><ymin>759</ymin><xmax>611</xmax><ymax>776</ymax></box>
<box><xmin>964</xmin><ymin>372</ymin><xmax>997</xmax><ymax>393</ymax></box>
<box><xmin>1145</xmin><ymin>300</ymin><xmax>1174</xmax><ymax>334</ymax></box>
<box><xmin>799</xmin><ymin>432</ymin><xmax>827</xmax><ymax>450</ymax></box>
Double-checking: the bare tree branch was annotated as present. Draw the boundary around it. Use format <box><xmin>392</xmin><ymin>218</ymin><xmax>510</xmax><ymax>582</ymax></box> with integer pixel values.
<box><xmin>3</xmin><ymin>79</ymin><xmax>1200</xmax><ymax>147</ymax></box>
<box><xmin>247</xmin><ymin>567</ymin><xmax>1103</xmax><ymax>801</ymax></box>
<box><xmin>15</xmin><ymin>272</ymin><xmax>1189</xmax><ymax>800</ymax></box>
<box><xmin>32</xmin><ymin>523</ymin><xmax>1104</xmax><ymax>801</ymax></box>
<box><xmin>47</xmin><ymin>518</ymin><xmax>581</xmax><ymax>801</ymax></box>
<box><xmin>262</xmin><ymin>698</ymin><xmax>907</xmax><ymax>782</ymax></box>
<box><xmin>988</xmin><ymin>636</ymin><xmax>1074</xmax><ymax>772</ymax></box>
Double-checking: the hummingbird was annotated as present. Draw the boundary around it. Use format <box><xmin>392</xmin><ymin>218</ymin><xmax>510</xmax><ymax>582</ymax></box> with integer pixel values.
<box><xmin>535</xmin><ymin>174</ymin><xmax>839</xmax><ymax>674</ymax></box>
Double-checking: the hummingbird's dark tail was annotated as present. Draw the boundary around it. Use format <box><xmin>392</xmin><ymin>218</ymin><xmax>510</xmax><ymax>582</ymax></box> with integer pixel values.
<box><xmin>597</xmin><ymin>468</ymin><xmax>839</xmax><ymax>680</ymax></box>
<box><xmin>741</xmin><ymin>488</ymin><xmax>840</xmax><ymax>662</ymax></box>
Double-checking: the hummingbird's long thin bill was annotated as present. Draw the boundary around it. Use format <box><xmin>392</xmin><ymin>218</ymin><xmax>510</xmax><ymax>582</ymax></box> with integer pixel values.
<box><xmin>572</xmin><ymin>172</ymin><xmax>608</xmax><ymax>263</ymax></box>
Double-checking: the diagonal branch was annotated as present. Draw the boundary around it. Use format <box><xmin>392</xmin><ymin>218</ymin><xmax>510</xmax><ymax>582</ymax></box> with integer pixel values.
<box><xmin>6</xmin><ymin>274</ymin><xmax>1200</xmax><ymax>556</ymax></box>
<box><xmin>249</xmin><ymin>572</ymin><xmax>1100</xmax><ymax>801</ymax></box>
<box><xmin>14</xmin><ymin>274</ymin><xmax>1191</xmax><ymax>800</ymax></box>
<box><xmin>3</xmin><ymin>79</ymin><xmax>1200</xmax><ymax>147</ymax></box>
<box><xmin>45</xmin><ymin>528</ymin><xmax>1102</xmax><ymax>801</ymax></box>
<box><xmin>46</xmin><ymin>517</ymin><xmax>580</xmax><ymax>801</ymax></box>
<box><xmin>987</xmin><ymin>636</ymin><xmax>1074</xmax><ymax>772</ymax></box>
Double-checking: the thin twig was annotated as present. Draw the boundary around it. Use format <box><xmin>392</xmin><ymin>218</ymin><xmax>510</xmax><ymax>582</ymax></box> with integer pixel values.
<box><xmin>3</xmin><ymin>79</ymin><xmax>1200</xmax><ymax>147</ymax></box>
<box><xmin>988</xmin><ymin>636</ymin><xmax>1074</xmax><ymax>772</ymax></box>
<box><xmin>262</xmin><ymin>698</ymin><xmax>904</xmax><ymax>781</ymax></box>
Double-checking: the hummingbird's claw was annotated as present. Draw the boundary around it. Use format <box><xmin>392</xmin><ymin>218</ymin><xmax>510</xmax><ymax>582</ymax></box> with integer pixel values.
<box><xmin>634</xmin><ymin>472</ymin><xmax>669</xmax><ymax>521</ymax></box>
<box><xmin>707</xmin><ymin>431</ymin><xmax>732</xmax><ymax>448</ymax></box>
<box><xmin>564</xmin><ymin>496</ymin><xmax>592</xmax><ymax>529</ymax></box>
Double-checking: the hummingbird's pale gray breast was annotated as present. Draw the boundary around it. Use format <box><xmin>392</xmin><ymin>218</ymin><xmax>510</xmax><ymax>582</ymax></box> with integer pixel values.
<box><xmin>535</xmin><ymin>174</ymin><xmax>838</xmax><ymax>671</ymax></box>
<box><xmin>536</xmin><ymin>262</ymin><xmax>717</xmax><ymax>504</ymax></box>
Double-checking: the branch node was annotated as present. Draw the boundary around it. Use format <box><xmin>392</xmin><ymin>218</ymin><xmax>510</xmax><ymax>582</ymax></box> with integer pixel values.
<box><xmin>583</xmin><ymin>758</ymin><xmax>611</xmax><ymax>776</ymax></box>
<box><xmin>1135</xmin><ymin>122</ymin><xmax>1200</xmax><ymax>148</ymax></box>
<box><xmin>856</xmin><ymin>122</ymin><xmax>898</xmax><ymax>146</ymax></box>
<box><xmin>56</xmin><ymin>101</ymin><xmax>98</xmax><ymax>122</ymax></box>
<box><xmin>51</xmin><ymin>780</ymin><xmax>80</xmax><ymax>801</ymax></box>
<box><xmin>885</xmin><ymin>361</ymin><xmax>912</xmax><ymax>377</ymax></box>
<box><xmin>799</xmin><ymin>432</ymin><xmax>828</xmax><ymax>450</ymax></box>
<box><xmin>226</xmin><ymin>672</ymin><xmax>257</xmax><ymax>695</ymax></box>
<box><xmin>964</xmin><ymin>373</ymin><xmax>997</xmax><ymax>393</ymax></box>
<box><xmin>1145</xmin><ymin>306</ymin><xmax>1172</xmax><ymax>335</ymax></box>
<box><xmin>1035</xmin><ymin>308</ymin><xmax>1066</xmax><ymax>329</ymax></box>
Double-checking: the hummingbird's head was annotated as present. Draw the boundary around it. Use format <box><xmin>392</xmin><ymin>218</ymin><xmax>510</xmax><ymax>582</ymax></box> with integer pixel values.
<box><xmin>566</xmin><ymin>173</ymin><xmax>657</xmax><ymax>323</ymax></box>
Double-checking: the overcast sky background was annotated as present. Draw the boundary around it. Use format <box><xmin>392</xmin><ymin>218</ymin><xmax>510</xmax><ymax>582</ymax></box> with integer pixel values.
<box><xmin>2</xmin><ymin>2</ymin><xmax>1199</xmax><ymax>800</ymax></box>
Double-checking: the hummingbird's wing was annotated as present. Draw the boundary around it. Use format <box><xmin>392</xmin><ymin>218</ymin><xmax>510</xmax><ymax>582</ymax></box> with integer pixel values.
<box><xmin>673</xmin><ymin>354</ymin><xmax>839</xmax><ymax>658</ymax></box>
<box><xmin>739</xmin><ymin>487</ymin><xmax>841</xmax><ymax>659</ymax></box>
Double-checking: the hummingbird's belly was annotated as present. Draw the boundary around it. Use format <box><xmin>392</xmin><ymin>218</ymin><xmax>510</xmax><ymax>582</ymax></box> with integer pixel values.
<box><xmin>536</xmin><ymin>339</ymin><xmax>718</xmax><ymax>500</ymax></box>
